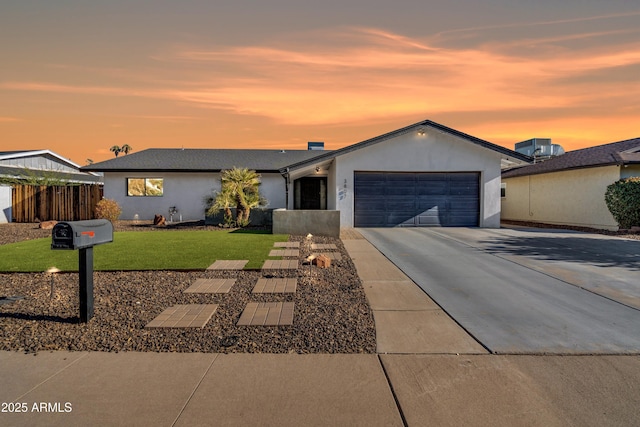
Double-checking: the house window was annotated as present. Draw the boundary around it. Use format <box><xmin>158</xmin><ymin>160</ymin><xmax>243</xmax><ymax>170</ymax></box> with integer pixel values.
<box><xmin>500</xmin><ymin>183</ymin><xmax>506</xmax><ymax>198</ymax></box>
<box><xmin>127</xmin><ymin>178</ymin><xmax>163</xmax><ymax>196</ymax></box>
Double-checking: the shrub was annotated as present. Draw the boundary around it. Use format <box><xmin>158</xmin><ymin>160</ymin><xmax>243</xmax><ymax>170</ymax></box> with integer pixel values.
<box><xmin>95</xmin><ymin>198</ymin><xmax>122</xmax><ymax>222</ymax></box>
<box><xmin>605</xmin><ymin>177</ymin><xmax>640</xmax><ymax>229</ymax></box>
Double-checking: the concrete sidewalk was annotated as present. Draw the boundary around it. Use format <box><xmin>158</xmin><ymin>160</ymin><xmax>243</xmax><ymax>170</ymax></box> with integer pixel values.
<box><xmin>2</xmin><ymin>230</ymin><xmax>640</xmax><ymax>426</ymax></box>
<box><xmin>0</xmin><ymin>352</ymin><xmax>401</xmax><ymax>426</ymax></box>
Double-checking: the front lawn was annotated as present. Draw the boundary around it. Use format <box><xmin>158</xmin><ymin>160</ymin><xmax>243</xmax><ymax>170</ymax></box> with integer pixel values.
<box><xmin>0</xmin><ymin>230</ymin><xmax>288</xmax><ymax>272</ymax></box>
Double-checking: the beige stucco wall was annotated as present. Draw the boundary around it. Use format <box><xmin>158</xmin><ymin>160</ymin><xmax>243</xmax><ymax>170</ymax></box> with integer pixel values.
<box><xmin>501</xmin><ymin>165</ymin><xmax>621</xmax><ymax>230</ymax></box>
<box><xmin>331</xmin><ymin>129</ymin><xmax>504</xmax><ymax>228</ymax></box>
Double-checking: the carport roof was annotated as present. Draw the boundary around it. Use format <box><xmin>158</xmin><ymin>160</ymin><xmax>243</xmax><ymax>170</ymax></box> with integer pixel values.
<box><xmin>281</xmin><ymin>120</ymin><xmax>532</xmax><ymax>173</ymax></box>
<box><xmin>502</xmin><ymin>137</ymin><xmax>640</xmax><ymax>178</ymax></box>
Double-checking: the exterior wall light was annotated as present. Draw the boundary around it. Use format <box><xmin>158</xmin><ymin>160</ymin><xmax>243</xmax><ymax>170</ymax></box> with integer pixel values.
<box><xmin>417</xmin><ymin>127</ymin><xmax>426</xmax><ymax>136</ymax></box>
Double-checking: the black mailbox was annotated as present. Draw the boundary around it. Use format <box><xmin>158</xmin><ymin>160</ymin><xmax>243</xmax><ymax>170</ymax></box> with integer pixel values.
<box><xmin>52</xmin><ymin>219</ymin><xmax>113</xmax><ymax>250</ymax></box>
<box><xmin>51</xmin><ymin>219</ymin><xmax>114</xmax><ymax>323</ymax></box>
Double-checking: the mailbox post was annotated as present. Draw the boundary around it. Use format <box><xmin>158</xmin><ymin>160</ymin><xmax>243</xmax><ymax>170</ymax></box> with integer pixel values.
<box><xmin>51</xmin><ymin>219</ymin><xmax>113</xmax><ymax>322</ymax></box>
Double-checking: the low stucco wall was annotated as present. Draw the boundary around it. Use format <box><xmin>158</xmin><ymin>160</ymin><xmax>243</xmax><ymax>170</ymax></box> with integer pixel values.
<box><xmin>272</xmin><ymin>209</ymin><xmax>340</xmax><ymax>237</ymax></box>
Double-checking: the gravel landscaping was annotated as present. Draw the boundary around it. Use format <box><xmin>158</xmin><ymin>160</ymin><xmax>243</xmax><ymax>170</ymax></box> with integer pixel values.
<box><xmin>0</xmin><ymin>222</ymin><xmax>376</xmax><ymax>354</ymax></box>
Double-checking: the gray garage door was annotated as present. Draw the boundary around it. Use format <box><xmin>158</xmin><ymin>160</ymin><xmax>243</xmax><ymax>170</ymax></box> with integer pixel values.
<box><xmin>354</xmin><ymin>172</ymin><xmax>480</xmax><ymax>227</ymax></box>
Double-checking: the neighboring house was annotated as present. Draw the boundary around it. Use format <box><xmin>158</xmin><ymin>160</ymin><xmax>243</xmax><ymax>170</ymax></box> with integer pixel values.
<box><xmin>0</xmin><ymin>150</ymin><xmax>102</xmax><ymax>223</ymax></box>
<box><xmin>501</xmin><ymin>137</ymin><xmax>640</xmax><ymax>230</ymax></box>
<box><xmin>83</xmin><ymin>120</ymin><xmax>530</xmax><ymax>228</ymax></box>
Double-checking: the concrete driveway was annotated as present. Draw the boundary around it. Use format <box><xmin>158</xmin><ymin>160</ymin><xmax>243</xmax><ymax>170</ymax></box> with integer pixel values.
<box><xmin>358</xmin><ymin>227</ymin><xmax>640</xmax><ymax>354</ymax></box>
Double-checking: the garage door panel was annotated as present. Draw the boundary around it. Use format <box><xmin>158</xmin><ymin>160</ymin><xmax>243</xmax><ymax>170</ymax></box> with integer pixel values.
<box><xmin>386</xmin><ymin>199</ymin><xmax>416</xmax><ymax>210</ymax></box>
<box><xmin>416</xmin><ymin>196</ymin><xmax>447</xmax><ymax>209</ymax></box>
<box><xmin>387</xmin><ymin>186</ymin><xmax>416</xmax><ymax>196</ymax></box>
<box><xmin>417</xmin><ymin>182</ymin><xmax>448</xmax><ymax>195</ymax></box>
<box><xmin>354</xmin><ymin>214</ymin><xmax>387</xmax><ymax>227</ymax></box>
<box><xmin>357</xmin><ymin>187</ymin><xmax>386</xmax><ymax>196</ymax></box>
<box><xmin>354</xmin><ymin>172</ymin><xmax>479</xmax><ymax>227</ymax></box>
<box><xmin>449</xmin><ymin>172</ymin><xmax>478</xmax><ymax>181</ymax></box>
<box><xmin>354</xmin><ymin>197</ymin><xmax>382</xmax><ymax>207</ymax></box>
<box><xmin>416</xmin><ymin>208</ymin><xmax>442</xmax><ymax>226</ymax></box>
<box><xmin>417</xmin><ymin>173</ymin><xmax>449</xmax><ymax>181</ymax></box>
<box><xmin>387</xmin><ymin>214</ymin><xmax>418</xmax><ymax>227</ymax></box>
<box><xmin>387</xmin><ymin>173</ymin><xmax>416</xmax><ymax>182</ymax></box>
<box><xmin>448</xmin><ymin>214</ymin><xmax>479</xmax><ymax>226</ymax></box>
<box><xmin>449</xmin><ymin>185</ymin><xmax>478</xmax><ymax>196</ymax></box>
<box><xmin>355</xmin><ymin>172</ymin><xmax>385</xmax><ymax>182</ymax></box>
<box><xmin>449</xmin><ymin>197</ymin><xmax>479</xmax><ymax>209</ymax></box>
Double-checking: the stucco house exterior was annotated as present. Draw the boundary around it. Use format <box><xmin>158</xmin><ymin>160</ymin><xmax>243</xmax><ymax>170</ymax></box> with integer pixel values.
<box><xmin>83</xmin><ymin>120</ymin><xmax>530</xmax><ymax>228</ymax></box>
<box><xmin>0</xmin><ymin>150</ymin><xmax>102</xmax><ymax>223</ymax></box>
<box><xmin>501</xmin><ymin>137</ymin><xmax>640</xmax><ymax>230</ymax></box>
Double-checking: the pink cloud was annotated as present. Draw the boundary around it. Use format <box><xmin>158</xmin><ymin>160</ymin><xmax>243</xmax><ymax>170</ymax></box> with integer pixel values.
<box><xmin>0</xmin><ymin>117</ymin><xmax>21</xmax><ymax>123</ymax></box>
<box><xmin>3</xmin><ymin>19</ymin><xmax>639</xmax><ymax>129</ymax></box>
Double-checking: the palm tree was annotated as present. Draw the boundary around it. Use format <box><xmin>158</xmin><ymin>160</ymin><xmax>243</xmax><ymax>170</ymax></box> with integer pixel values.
<box><xmin>110</xmin><ymin>145</ymin><xmax>121</xmax><ymax>157</ymax></box>
<box><xmin>215</xmin><ymin>167</ymin><xmax>266</xmax><ymax>227</ymax></box>
<box><xmin>121</xmin><ymin>144</ymin><xmax>132</xmax><ymax>155</ymax></box>
<box><xmin>206</xmin><ymin>186</ymin><xmax>235</xmax><ymax>226</ymax></box>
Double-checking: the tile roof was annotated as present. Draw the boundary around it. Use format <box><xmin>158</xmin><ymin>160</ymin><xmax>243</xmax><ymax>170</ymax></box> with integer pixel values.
<box><xmin>82</xmin><ymin>148</ymin><xmax>328</xmax><ymax>172</ymax></box>
<box><xmin>502</xmin><ymin>137</ymin><xmax>640</xmax><ymax>178</ymax></box>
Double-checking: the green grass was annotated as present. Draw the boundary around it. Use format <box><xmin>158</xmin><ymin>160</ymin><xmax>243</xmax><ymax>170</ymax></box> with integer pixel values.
<box><xmin>0</xmin><ymin>230</ymin><xmax>288</xmax><ymax>272</ymax></box>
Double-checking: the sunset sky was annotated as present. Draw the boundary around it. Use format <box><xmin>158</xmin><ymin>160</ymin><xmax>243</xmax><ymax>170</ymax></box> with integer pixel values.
<box><xmin>2</xmin><ymin>1</ymin><xmax>639</xmax><ymax>165</ymax></box>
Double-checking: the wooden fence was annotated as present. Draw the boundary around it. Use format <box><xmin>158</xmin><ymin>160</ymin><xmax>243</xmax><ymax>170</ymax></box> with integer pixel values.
<box><xmin>11</xmin><ymin>184</ymin><xmax>103</xmax><ymax>223</ymax></box>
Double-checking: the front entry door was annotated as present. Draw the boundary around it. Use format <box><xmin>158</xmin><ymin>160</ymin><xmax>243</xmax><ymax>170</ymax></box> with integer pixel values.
<box><xmin>294</xmin><ymin>177</ymin><xmax>327</xmax><ymax>210</ymax></box>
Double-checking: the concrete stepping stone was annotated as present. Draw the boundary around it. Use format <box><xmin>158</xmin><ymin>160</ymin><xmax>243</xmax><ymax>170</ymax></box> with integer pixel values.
<box><xmin>274</xmin><ymin>242</ymin><xmax>300</xmax><ymax>248</ymax></box>
<box><xmin>252</xmin><ymin>278</ymin><xmax>297</xmax><ymax>293</ymax></box>
<box><xmin>207</xmin><ymin>260</ymin><xmax>248</xmax><ymax>270</ymax></box>
<box><xmin>262</xmin><ymin>260</ymin><xmax>298</xmax><ymax>270</ymax></box>
<box><xmin>184</xmin><ymin>278</ymin><xmax>236</xmax><ymax>294</ymax></box>
<box><xmin>268</xmin><ymin>249</ymin><xmax>300</xmax><ymax>257</ymax></box>
<box><xmin>237</xmin><ymin>302</ymin><xmax>294</xmax><ymax>326</ymax></box>
<box><xmin>311</xmin><ymin>243</ymin><xmax>338</xmax><ymax>250</ymax></box>
<box><xmin>145</xmin><ymin>304</ymin><xmax>218</xmax><ymax>329</ymax></box>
